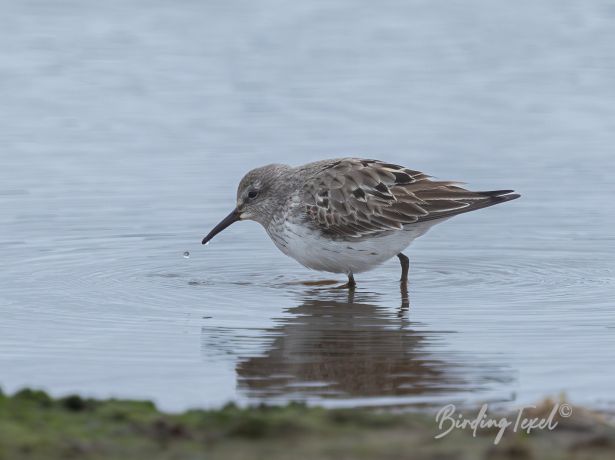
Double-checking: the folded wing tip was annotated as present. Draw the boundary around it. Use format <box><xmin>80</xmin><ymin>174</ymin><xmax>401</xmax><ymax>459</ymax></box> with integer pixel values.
<box><xmin>478</xmin><ymin>190</ymin><xmax>521</xmax><ymax>201</ymax></box>
<box><xmin>495</xmin><ymin>191</ymin><xmax>521</xmax><ymax>203</ymax></box>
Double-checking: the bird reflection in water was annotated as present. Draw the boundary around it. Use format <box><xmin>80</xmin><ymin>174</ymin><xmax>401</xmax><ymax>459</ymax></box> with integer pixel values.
<box><xmin>200</xmin><ymin>287</ymin><xmax>513</xmax><ymax>404</ymax></box>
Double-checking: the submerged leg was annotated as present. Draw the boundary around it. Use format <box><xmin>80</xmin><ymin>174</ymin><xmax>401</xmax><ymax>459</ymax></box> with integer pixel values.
<box><xmin>347</xmin><ymin>286</ymin><xmax>355</xmax><ymax>304</ymax></box>
<box><xmin>397</xmin><ymin>253</ymin><xmax>409</xmax><ymax>284</ymax></box>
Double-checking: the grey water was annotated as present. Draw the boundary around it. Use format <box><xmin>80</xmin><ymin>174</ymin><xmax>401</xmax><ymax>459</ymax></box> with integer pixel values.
<box><xmin>1</xmin><ymin>0</ymin><xmax>614</xmax><ymax>412</ymax></box>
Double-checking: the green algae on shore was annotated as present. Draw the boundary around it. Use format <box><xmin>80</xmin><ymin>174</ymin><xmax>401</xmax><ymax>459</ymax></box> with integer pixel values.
<box><xmin>1</xmin><ymin>388</ymin><xmax>614</xmax><ymax>460</ymax></box>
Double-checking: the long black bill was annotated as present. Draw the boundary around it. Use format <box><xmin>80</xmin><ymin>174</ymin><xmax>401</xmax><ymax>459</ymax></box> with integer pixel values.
<box><xmin>202</xmin><ymin>209</ymin><xmax>240</xmax><ymax>245</ymax></box>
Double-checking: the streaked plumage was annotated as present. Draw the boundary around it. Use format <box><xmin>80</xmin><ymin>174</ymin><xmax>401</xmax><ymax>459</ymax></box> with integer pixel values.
<box><xmin>202</xmin><ymin>158</ymin><xmax>520</xmax><ymax>286</ymax></box>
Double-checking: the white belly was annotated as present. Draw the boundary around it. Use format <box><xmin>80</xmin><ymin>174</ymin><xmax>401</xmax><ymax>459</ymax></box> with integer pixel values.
<box><xmin>267</xmin><ymin>220</ymin><xmax>439</xmax><ymax>274</ymax></box>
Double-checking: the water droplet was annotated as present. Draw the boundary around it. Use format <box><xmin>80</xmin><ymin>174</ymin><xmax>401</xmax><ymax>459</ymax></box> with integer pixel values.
<box><xmin>183</xmin><ymin>251</ymin><xmax>190</xmax><ymax>259</ymax></box>
<box><xmin>204</xmin><ymin>241</ymin><xmax>210</xmax><ymax>246</ymax></box>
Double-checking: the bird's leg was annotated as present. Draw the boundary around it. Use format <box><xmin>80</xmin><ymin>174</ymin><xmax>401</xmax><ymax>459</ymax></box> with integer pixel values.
<box><xmin>399</xmin><ymin>280</ymin><xmax>410</xmax><ymax>314</ymax></box>
<box><xmin>336</xmin><ymin>272</ymin><xmax>356</xmax><ymax>290</ymax></box>
<box><xmin>397</xmin><ymin>253</ymin><xmax>409</xmax><ymax>284</ymax></box>
<box><xmin>397</xmin><ymin>253</ymin><xmax>410</xmax><ymax>315</ymax></box>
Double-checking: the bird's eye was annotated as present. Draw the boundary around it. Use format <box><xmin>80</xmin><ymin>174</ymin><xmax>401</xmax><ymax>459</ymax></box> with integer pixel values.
<box><xmin>247</xmin><ymin>190</ymin><xmax>258</xmax><ymax>199</ymax></box>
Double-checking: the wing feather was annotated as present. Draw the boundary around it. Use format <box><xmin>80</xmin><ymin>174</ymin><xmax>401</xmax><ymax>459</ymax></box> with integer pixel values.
<box><xmin>302</xmin><ymin>158</ymin><xmax>519</xmax><ymax>238</ymax></box>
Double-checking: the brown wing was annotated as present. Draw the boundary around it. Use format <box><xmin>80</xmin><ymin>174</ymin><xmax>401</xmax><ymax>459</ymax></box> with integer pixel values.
<box><xmin>302</xmin><ymin>158</ymin><xmax>519</xmax><ymax>238</ymax></box>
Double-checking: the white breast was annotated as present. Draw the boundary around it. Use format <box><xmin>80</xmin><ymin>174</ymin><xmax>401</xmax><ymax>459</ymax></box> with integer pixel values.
<box><xmin>266</xmin><ymin>220</ymin><xmax>439</xmax><ymax>275</ymax></box>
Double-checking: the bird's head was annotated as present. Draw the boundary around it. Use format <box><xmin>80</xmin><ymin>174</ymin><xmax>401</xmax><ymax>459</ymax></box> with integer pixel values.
<box><xmin>201</xmin><ymin>164</ymin><xmax>290</xmax><ymax>245</ymax></box>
